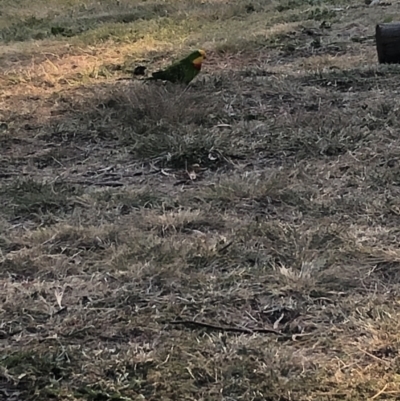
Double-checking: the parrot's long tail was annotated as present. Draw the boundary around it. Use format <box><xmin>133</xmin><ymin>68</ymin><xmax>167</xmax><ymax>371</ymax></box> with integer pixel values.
<box><xmin>142</xmin><ymin>76</ymin><xmax>156</xmax><ymax>84</ymax></box>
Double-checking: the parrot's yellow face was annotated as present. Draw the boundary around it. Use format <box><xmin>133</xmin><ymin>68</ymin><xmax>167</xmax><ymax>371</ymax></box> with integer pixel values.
<box><xmin>192</xmin><ymin>49</ymin><xmax>206</xmax><ymax>70</ymax></box>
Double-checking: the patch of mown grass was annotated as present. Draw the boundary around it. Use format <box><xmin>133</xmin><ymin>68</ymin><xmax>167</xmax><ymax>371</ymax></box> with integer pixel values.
<box><xmin>75</xmin><ymin>386</ymin><xmax>131</xmax><ymax>401</ymax></box>
<box><xmin>1</xmin><ymin>348</ymin><xmax>73</xmax><ymax>399</ymax></box>
<box><xmin>93</xmin><ymin>188</ymin><xmax>175</xmax><ymax>212</ymax></box>
<box><xmin>0</xmin><ymin>2</ymin><xmax>172</xmax><ymax>43</ymax></box>
<box><xmin>108</xmin><ymin>83</ymin><xmax>217</xmax><ymax>129</ymax></box>
<box><xmin>199</xmin><ymin>172</ymin><xmax>291</xmax><ymax>208</ymax></box>
<box><xmin>300</xmin><ymin>69</ymin><xmax>384</xmax><ymax>92</ymax></box>
<box><xmin>0</xmin><ymin>178</ymin><xmax>83</xmax><ymax>222</ymax></box>
<box><xmin>1</xmin><ymin>253</ymin><xmax>42</xmax><ymax>279</ymax></box>
<box><xmin>0</xmin><ymin>0</ymin><xmax>274</xmax><ymax>48</ymax></box>
<box><xmin>0</xmin><ymin>16</ymin><xmax>55</xmax><ymax>42</ymax></box>
<box><xmin>275</xmin><ymin>0</ymin><xmax>343</xmax><ymax>12</ymax></box>
<box><xmin>126</xmin><ymin>126</ymin><xmax>231</xmax><ymax>169</ymax></box>
<box><xmin>32</xmin><ymin>146</ymin><xmax>84</xmax><ymax>169</ymax></box>
<box><xmin>45</xmin><ymin>82</ymin><xmax>235</xmax><ymax>169</ymax></box>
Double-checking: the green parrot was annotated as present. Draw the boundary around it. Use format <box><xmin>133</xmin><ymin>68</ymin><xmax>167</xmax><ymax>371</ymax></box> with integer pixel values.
<box><xmin>145</xmin><ymin>49</ymin><xmax>206</xmax><ymax>85</ymax></box>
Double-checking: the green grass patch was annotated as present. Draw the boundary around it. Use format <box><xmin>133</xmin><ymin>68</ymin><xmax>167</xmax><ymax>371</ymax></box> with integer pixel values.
<box><xmin>0</xmin><ymin>178</ymin><xmax>83</xmax><ymax>221</ymax></box>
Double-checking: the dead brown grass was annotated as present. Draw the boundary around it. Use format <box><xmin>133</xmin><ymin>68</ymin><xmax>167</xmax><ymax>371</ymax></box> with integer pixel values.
<box><xmin>3</xmin><ymin>1</ymin><xmax>400</xmax><ymax>401</ymax></box>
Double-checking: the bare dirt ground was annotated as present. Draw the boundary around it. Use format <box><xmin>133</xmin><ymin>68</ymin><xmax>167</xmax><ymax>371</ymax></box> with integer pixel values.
<box><xmin>2</xmin><ymin>1</ymin><xmax>400</xmax><ymax>400</ymax></box>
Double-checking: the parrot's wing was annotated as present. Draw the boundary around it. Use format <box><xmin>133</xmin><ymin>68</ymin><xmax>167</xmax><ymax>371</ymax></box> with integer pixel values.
<box><xmin>164</xmin><ymin>60</ymin><xmax>199</xmax><ymax>84</ymax></box>
<box><xmin>147</xmin><ymin>58</ymin><xmax>200</xmax><ymax>84</ymax></box>
<box><xmin>167</xmin><ymin>63</ymin><xmax>187</xmax><ymax>82</ymax></box>
<box><xmin>183</xmin><ymin>64</ymin><xmax>200</xmax><ymax>84</ymax></box>
<box><xmin>152</xmin><ymin>62</ymin><xmax>186</xmax><ymax>83</ymax></box>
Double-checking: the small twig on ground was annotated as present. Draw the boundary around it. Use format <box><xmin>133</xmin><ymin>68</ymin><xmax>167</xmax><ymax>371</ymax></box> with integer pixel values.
<box><xmin>67</xmin><ymin>180</ymin><xmax>125</xmax><ymax>187</ymax></box>
<box><xmin>169</xmin><ymin>319</ymin><xmax>294</xmax><ymax>339</ymax></box>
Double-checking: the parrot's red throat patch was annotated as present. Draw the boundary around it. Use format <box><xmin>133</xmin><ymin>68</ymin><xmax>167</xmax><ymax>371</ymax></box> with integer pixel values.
<box><xmin>193</xmin><ymin>62</ymin><xmax>202</xmax><ymax>70</ymax></box>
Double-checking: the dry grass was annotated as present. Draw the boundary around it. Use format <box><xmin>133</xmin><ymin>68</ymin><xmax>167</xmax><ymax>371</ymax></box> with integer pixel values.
<box><xmin>2</xmin><ymin>0</ymin><xmax>400</xmax><ymax>400</ymax></box>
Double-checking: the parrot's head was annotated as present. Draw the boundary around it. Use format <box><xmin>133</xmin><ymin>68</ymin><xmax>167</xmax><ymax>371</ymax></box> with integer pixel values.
<box><xmin>189</xmin><ymin>49</ymin><xmax>206</xmax><ymax>70</ymax></box>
